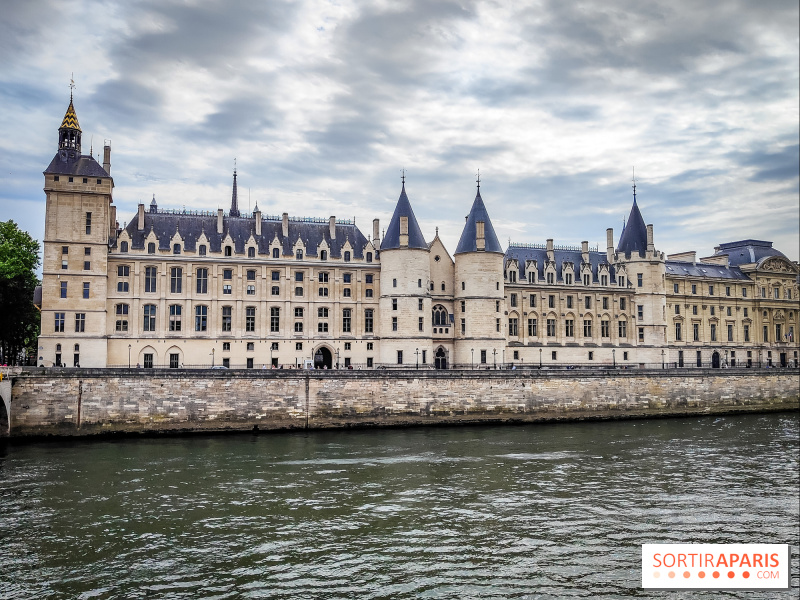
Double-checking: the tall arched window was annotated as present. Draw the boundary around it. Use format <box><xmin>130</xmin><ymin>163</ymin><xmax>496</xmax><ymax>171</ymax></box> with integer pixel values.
<box><xmin>432</xmin><ymin>305</ymin><xmax>449</xmax><ymax>327</ymax></box>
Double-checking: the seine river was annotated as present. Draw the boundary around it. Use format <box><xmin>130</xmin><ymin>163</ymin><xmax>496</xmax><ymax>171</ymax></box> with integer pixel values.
<box><xmin>1</xmin><ymin>413</ymin><xmax>798</xmax><ymax>599</ymax></box>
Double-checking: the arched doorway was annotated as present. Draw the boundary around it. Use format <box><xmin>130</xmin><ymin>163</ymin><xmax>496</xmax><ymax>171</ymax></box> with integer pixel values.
<box><xmin>435</xmin><ymin>347</ymin><xmax>447</xmax><ymax>370</ymax></box>
<box><xmin>314</xmin><ymin>346</ymin><xmax>333</xmax><ymax>369</ymax></box>
<box><xmin>711</xmin><ymin>351</ymin><xmax>720</xmax><ymax>368</ymax></box>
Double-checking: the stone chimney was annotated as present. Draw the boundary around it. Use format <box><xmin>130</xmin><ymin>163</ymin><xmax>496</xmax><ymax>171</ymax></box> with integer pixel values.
<box><xmin>329</xmin><ymin>216</ymin><xmax>336</xmax><ymax>240</ymax></box>
<box><xmin>581</xmin><ymin>240</ymin><xmax>589</xmax><ymax>264</ymax></box>
<box><xmin>282</xmin><ymin>212</ymin><xmax>289</xmax><ymax>238</ymax></box>
<box><xmin>217</xmin><ymin>209</ymin><xmax>224</xmax><ymax>234</ymax></box>
<box><xmin>254</xmin><ymin>206</ymin><xmax>262</xmax><ymax>236</ymax></box>
<box><xmin>606</xmin><ymin>228</ymin><xmax>614</xmax><ymax>263</ymax></box>
<box><xmin>137</xmin><ymin>203</ymin><xmax>145</xmax><ymax>231</ymax></box>
<box><xmin>546</xmin><ymin>238</ymin><xmax>554</xmax><ymax>262</ymax></box>
<box><xmin>646</xmin><ymin>224</ymin><xmax>654</xmax><ymax>254</ymax></box>
<box><xmin>103</xmin><ymin>142</ymin><xmax>111</xmax><ymax>175</ymax></box>
<box><xmin>373</xmin><ymin>219</ymin><xmax>380</xmax><ymax>248</ymax></box>
<box><xmin>109</xmin><ymin>205</ymin><xmax>117</xmax><ymax>238</ymax></box>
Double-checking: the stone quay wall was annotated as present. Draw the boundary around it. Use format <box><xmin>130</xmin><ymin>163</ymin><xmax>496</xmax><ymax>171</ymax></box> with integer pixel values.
<box><xmin>2</xmin><ymin>368</ymin><xmax>798</xmax><ymax>438</ymax></box>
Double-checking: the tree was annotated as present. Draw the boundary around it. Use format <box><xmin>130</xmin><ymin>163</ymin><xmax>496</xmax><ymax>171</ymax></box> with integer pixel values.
<box><xmin>0</xmin><ymin>221</ymin><xmax>40</xmax><ymax>365</ymax></box>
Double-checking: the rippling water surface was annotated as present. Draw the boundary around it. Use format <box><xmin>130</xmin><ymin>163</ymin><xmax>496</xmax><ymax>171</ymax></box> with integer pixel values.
<box><xmin>1</xmin><ymin>413</ymin><xmax>798</xmax><ymax>599</ymax></box>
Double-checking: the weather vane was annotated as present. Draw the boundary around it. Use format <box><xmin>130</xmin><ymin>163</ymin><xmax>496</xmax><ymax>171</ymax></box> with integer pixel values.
<box><xmin>632</xmin><ymin>166</ymin><xmax>637</xmax><ymax>202</ymax></box>
<box><xmin>69</xmin><ymin>73</ymin><xmax>75</xmax><ymax>100</ymax></box>
<box><xmin>476</xmin><ymin>169</ymin><xmax>481</xmax><ymax>190</ymax></box>
<box><xmin>401</xmin><ymin>168</ymin><xmax>405</xmax><ymax>184</ymax></box>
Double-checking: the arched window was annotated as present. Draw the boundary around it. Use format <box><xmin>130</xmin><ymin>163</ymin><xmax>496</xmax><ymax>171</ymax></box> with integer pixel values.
<box><xmin>432</xmin><ymin>305</ymin><xmax>449</xmax><ymax>327</ymax></box>
<box><xmin>441</xmin><ymin>282</ymin><xmax>445</xmax><ymax>291</ymax></box>
<box><xmin>147</xmin><ymin>242</ymin><xmax>155</xmax><ymax>254</ymax></box>
<box><xmin>120</xmin><ymin>241</ymin><xmax>128</xmax><ymax>252</ymax></box>
<box><xmin>272</xmin><ymin>248</ymin><xmax>280</xmax><ymax>259</ymax></box>
<box><xmin>248</xmin><ymin>247</ymin><xmax>255</xmax><ymax>258</ymax></box>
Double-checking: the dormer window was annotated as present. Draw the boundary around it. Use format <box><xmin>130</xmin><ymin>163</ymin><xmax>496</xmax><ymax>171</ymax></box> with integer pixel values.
<box><xmin>320</xmin><ymin>250</ymin><xmax>327</xmax><ymax>261</ymax></box>
<box><xmin>248</xmin><ymin>247</ymin><xmax>255</xmax><ymax>258</ymax></box>
<box><xmin>272</xmin><ymin>248</ymin><xmax>280</xmax><ymax>259</ymax></box>
<box><xmin>366</xmin><ymin>252</ymin><xmax>372</xmax><ymax>263</ymax></box>
<box><xmin>547</xmin><ymin>272</ymin><xmax>554</xmax><ymax>284</ymax></box>
<box><xmin>147</xmin><ymin>242</ymin><xmax>155</xmax><ymax>254</ymax></box>
<box><xmin>173</xmin><ymin>244</ymin><xmax>181</xmax><ymax>255</ymax></box>
<box><xmin>344</xmin><ymin>251</ymin><xmax>351</xmax><ymax>262</ymax></box>
<box><xmin>120</xmin><ymin>241</ymin><xmax>128</xmax><ymax>253</ymax></box>
<box><xmin>296</xmin><ymin>249</ymin><xmax>303</xmax><ymax>260</ymax></box>
<box><xmin>199</xmin><ymin>245</ymin><xmax>206</xmax><ymax>256</ymax></box>
<box><xmin>225</xmin><ymin>246</ymin><xmax>232</xmax><ymax>257</ymax></box>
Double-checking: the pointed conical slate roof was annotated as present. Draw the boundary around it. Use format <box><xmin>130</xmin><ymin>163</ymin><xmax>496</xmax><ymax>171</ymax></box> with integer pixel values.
<box><xmin>380</xmin><ymin>182</ymin><xmax>428</xmax><ymax>250</ymax></box>
<box><xmin>616</xmin><ymin>197</ymin><xmax>648</xmax><ymax>257</ymax></box>
<box><xmin>455</xmin><ymin>188</ymin><xmax>503</xmax><ymax>254</ymax></box>
<box><xmin>60</xmin><ymin>99</ymin><xmax>81</xmax><ymax>131</ymax></box>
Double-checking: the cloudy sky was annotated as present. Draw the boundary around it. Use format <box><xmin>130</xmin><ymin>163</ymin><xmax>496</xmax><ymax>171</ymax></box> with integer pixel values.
<box><xmin>2</xmin><ymin>0</ymin><xmax>798</xmax><ymax>264</ymax></box>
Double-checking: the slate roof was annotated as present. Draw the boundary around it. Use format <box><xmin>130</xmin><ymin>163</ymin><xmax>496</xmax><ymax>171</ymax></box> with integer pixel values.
<box><xmin>504</xmin><ymin>246</ymin><xmax>617</xmax><ymax>284</ymax></box>
<box><xmin>380</xmin><ymin>183</ymin><xmax>427</xmax><ymax>250</ymax></box>
<box><xmin>454</xmin><ymin>189</ymin><xmax>503</xmax><ymax>254</ymax></box>
<box><xmin>121</xmin><ymin>211</ymin><xmax>371</xmax><ymax>258</ymax></box>
<box><xmin>616</xmin><ymin>198</ymin><xmax>648</xmax><ymax>257</ymax></box>
<box><xmin>665</xmin><ymin>261</ymin><xmax>751</xmax><ymax>281</ymax></box>
<box><xmin>713</xmin><ymin>240</ymin><xmax>789</xmax><ymax>267</ymax></box>
<box><xmin>44</xmin><ymin>153</ymin><xmax>110</xmax><ymax>178</ymax></box>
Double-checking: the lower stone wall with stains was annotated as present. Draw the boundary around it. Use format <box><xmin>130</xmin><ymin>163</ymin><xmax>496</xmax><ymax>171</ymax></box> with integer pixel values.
<box><xmin>3</xmin><ymin>368</ymin><xmax>799</xmax><ymax>437</ymax></box>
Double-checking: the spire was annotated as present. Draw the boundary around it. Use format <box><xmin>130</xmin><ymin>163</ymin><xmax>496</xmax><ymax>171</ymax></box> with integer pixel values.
<box><xmin>150</xmin><ymin>194</ymin><xmax>158</xmax><ymax>213</ymax></box>
<box><xmin>455</xmin><ymin>176</ymin><xmax>502</xmax><ymax>254</ymax></box>
<box><xmin>380</xmin><ymin>177</ymin><xmax>427</xmax><ymax>250</ymax></box>
<box><xmin>230</xmin><ymin>161</ymin><xmax>240</xmax><ymax>217</ymax></box>
<box><xmin>58</xmin><ymin>79</ymin><xmax>82</xmax><ymax>155</ymax></box>
<box><xmin>616</xmin><ymin>173</ymin><xmax>648</xmax><ymax>257</ymax></box>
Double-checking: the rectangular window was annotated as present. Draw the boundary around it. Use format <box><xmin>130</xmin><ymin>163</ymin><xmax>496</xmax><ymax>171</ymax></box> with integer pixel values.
<box><xmin>620</xmin><ymin>297</ymin><xmax>626</xmax><ymax>311</ymax></box>
<box><xmin>246</xmin><ymin>307</ymin><xmax>255</xmax><ymax>332</ymax></box>
<box><xmin>710</xmin><ymin>324</ymin><xmax>717</xmax><ymax>342</ymax></box>
<box><xmin>73</xmin><ymin>313</ymin><xmax>86</xmax><ymax>332</ymax></box>
<box><xmin>725</xmin><ymin>286</ymin><xmax>731</xmax><ymax>297</ymax></box>
<box><xmin>145</xmin><ymin>267</ymin><xmax>157</xmax><ymax>293</ymax></box>
<box><xmin>547</xmin><ymin>319</ymin><xmax>556</xmax><ymax>336</ymax></box>
<box><xmin>727</xmin><ymin>324</ymin><xmax>733</xmax><ymax>342</ymax></box>
<box><xmin>343</xmin><ymin>309</ymin><xmax>352</xmax><ymax>333</ymax></box>
<box><xmin>143</xmin><ymin>305</ymin><xmax>156</xmax><ymax>332</ymax></box>
<box><xmin>60</xmin><ymin>281</ymin><xmax>68</xmax><ymax>298</ymax></box>
<box><xmin>692</xmin><ymin>305</ymin><xmax>698</xmax><ymax>315</ymax></box>
<box><xmin>693</xmin><ymin>323</ymin><xmax>699</xmax><ymax>341</ymax></box>
<box><xmin>272</xmin><ymin>270</ymin><xmax>281</xmax><ymax>281</ymax></box>
<box><xmin>548</xmin><ymin>295</ymin><xmax>555</xmax><ymax>309</ymax></box>
<box><xmin>270</xmin><ymin>307</ymin><xmax>280</xmax><ymax>332</ymax></box>
<box><xmin>170</xmin><ymin>267</ymin><xmax>182</xmax><ymax>293</ymax></box>
<box><xmin>143</xmin><ymin>354</ymin><xmax>153</xmax><ymax>369</ymax></box>
<box><xmin>461</xmin><ymin>300</ymin><xmax>466</xmax><ymax>312</ymax></box>
<box><xmin>618</xmin><ymin>320</ymin><xmax>626</xmax><ymax>338</ymax></box>
<box><xmin>691</xmin><ymin>284</ymin><xmax>697</xmax><ymax>294</ymax></box>
<box><xmin>318</xmin><ymin>322</ymin><xmax>329</xmax><ymax>333</ymax></box>
<box><xmin>196</xmin><ymin>268</ymin><xmax>208</xmax><ymax>294</ymax></box>
<box><xmin>393</xmin><ymin>299</ymin><xmax>399</xmax><ymax>311</ymax></box>
<box><xmin>529</xmin><ymin>318</ymin><xmax>538</xmax><ymax>337</ymax></box>
<box><xmin>366</xmin><ymin>274</ymin><xmax>373</xmax><ymax>284</ymax></box>
<box><xmin>637</xmin><ymin>273</ymin><xmax>643</xmax><ymax>287</ymax></box>
<box><xmin>775</xmin><ymin>323</ymin><xmax>782</xmax><ymax>341</ymax></box>
<box><xmin>318</xmin><ymin>307</ymin><xmax>328</xmax><ymax>318</ymax></box>
<box><xmin>602</xmin><ymin>297</ymin><xmax>609</xmax><ymax>310</ymax></box>
<box><xmin>294</xmin><ymin>322</ymin><xmax>303</xmax><ymax>333</ymax></box>
<box><xmin>295</xmin><ymin>271</ymin><xmax>304</xmax><ymax>282</ymax></box>
<box><xmin>365</xmin><ymin>309</ymin><xmax>374</xmax><ymax>333</ymax></box>
<box><xmin>637</xmin><ymin>305</ymin><xmax>643</xmax><ymax>320</ymax></box>
<box><xmin>343</xmin><ymin>288</ymin><xmax>351</xmax><ymax>297</ymax></box>
<box><xmin>743</xmin><ymin>308</ymin><xmax>748</xmax><ymax>317</ymax></box>
<box><xmin>709</xmin><ymin>285</ymin><xmax>714</xmax><ymax>295</ymax></box>
<box><xmin>247</xmin><ymin>270</ymin><xmax>256</xmax><ymax>281</ymax></box>
<box><xmin>460</xmin><ymin>318</ymin><xmax>465</xmax><ymax>334</ymax></box>
<box><xmin>529</xmin><ymin>294</ymin><xmax>536</xmax><ymax>307</ymax></box>
<box><xmin>509</xmin><ymin>318</ymin><xmax>518</xmax><ymax>336</ymax></box>
<box><xmin>763</xmin><ymin>325</ymin><xmax>768</xmax><ymax>342</ymax></box>
<box><xmin>166</xmin><ymin>304</ymin><xmax>181</xmax><ymax>332</ymax></box>
<box><xmin>117</xmin><ymin>265</ymin><xmax>129</xmax><ymax>277</ymax></box>
<box><xmin>675</xmin><ymin>305</ymin><xmax>680</xmax><ymax>315</ymax></box>
<box><xmin>195</xmin><ymin>306</ymin><xmax>207</xmax><ymax>331</ymax></box>
<box><xmin>638</xmin><ymin>327</ymin><xmax>644</xmax><ymax>342</ymax></box>
<box><xmin>223</xmin><ymin>285</ymin><xmax>232</xmax><ymax>295</ymax></box>
<box><xmin>246</xmin><ymin>285</ymin><xmax>255</xmax><ymax>295</ymax></box>
<box><xmin>744</xmin><ymin>324</ymin><xmax>750</xmax><ymax>342</ymax></box>
<box><xmin>418</xmin><ymin>316</ymin><xmax>424</xmax><ymax>331</ymax></box>
<box><xmin>565</xmin><ymin>319</ymin><xmax>574</xmax><ymax>337</ymax></box>
<box><xmin>601</xmin><ymin>320</ymin><xmax>609</xmax><ymax>338</ymax></box>
<box><xmin>54</xmin><ymin>312</ymin><xmax>65</xmax><ymax>332</ymax></box>
<box><xmin>84</xmin><ymin>261</ymin><xmax>91</xmax><ymax>271</ymax></box>
<box><xmin>115</xmin><ymin>304</ymin><xmax>129</xmax><ymax>332</ymax></box>
<box><xmin>85</xmin><ymin>212</ymin><xmax>92</xmax><ymax>234</ymax></box>
<box><xmin>510</xmin><ymin>294</ymin><xmax>517</xmax><ymax>308</ymax></box>
<box><xmin>318</xmin><ymin>287</ymin><xmax>329</xmax><ymax>297</ymax></box>
<box><xmin>584</xmin><ymin>296</ymin><xmax>591</xmax><ymax>309</ymax></box>
<box><xmin>224</xmin><ymin>269</ymin><xmax>233</xmax><ymax>280</ymax></box>
<box><xmin>418</xmin><ymin>298</ymin><xmax>424</xmax><ymax>310</ymax></box>
<box><xmin>566</xmin><ymin>295</ymin><xmax>573</xmax><ymax>309</ymax></box>
<box><xmin>742</xmin><ymin>287</ymin><xmax>747</xmax><ymax>297</ymax></box>
<box><xmin>675</xmin><ymin>323</ymin><xmax>682</xmax><ymax>341</ymax></box>
<box><xmin>397</xmin><ymin>350</ymin><xmax>403</xmax><ymax>365</ymax></box>
<box><xmin>496</xmin><ymin>318</ymin><xmax>500</xmax><ymax>333</ymax></box>
<box><xmin>674</xmin><ymin>283</ymin><xmax>679</xmax><ymax>294</ymax></box>
<box><xmin>551</xmin><ymin>351</ymin><xmax>557</xmax><ymax>360</ymax></box>
<box><xmin>583</xmin><ymin>320</ymin><xmax>592</xmax><ymax>337</ymax></box>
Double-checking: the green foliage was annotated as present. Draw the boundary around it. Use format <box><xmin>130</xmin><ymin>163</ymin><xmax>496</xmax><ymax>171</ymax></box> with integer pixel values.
<box><xmin>0</xmin><ymin>221</ymin><xmax>41</xmax><ymax>365</ymax></box>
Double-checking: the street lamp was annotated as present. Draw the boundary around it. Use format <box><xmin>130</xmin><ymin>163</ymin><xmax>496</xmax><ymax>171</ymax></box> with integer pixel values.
<box><xmin>612</xmin><ymin>349</ymin><xmax>616</xmax><ymax>368</ymax></box>
<box><xmin>661</xmin><ymin>349</ymin><xmax>665</xmax><ymax>369</ymax></box>
<box><xmin>415</xmin><ymin>348</ymin><xmax>420</xmax><ymax>369</ymax></box>
<box><xmin>335</xmin><ymin>348</ymin><xmax>340</xmax><ymax>369</ymax></box>
<box><xmin>493</xmin><ymin>349</ymin><xmax>497</xmax><ymax>369</ymax></box>
<box><xmin>128</xmin><ymin>344</ymin><xmax>131</xmax><ymax>369</ymax></box>
<box><xmin>471</xmin><ymin>348</ymin><xmax>474</xmax><ymax>370</ymax></box>
<box><xmin>210</xmin><ymin>347</ymin><xmax>215</xmax><ymax>367</ymax></box>
<box><xmin>539</xmin><ymin>348</ymin><xmax>542</xmax><ymax>369</ymax></box>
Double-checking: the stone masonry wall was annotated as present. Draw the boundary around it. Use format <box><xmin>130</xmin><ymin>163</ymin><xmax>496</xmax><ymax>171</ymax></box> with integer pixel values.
<box><xmin>5</xmin><ymin>369</ymin><xmax>798</xmax><ymax>437</ymax></box>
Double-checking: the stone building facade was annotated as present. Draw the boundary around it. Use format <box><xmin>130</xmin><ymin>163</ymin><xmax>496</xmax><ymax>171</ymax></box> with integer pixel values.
<box><xmin>37</xmin><ymin>98</ymin><xmax>800</xmax><ymax>369</ymax></box>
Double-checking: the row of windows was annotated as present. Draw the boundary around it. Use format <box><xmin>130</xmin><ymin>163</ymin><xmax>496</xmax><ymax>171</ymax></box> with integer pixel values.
<box><xmin>509</xmin><ymin>270</ymin><xmax>619</xmax><ymax>286</ymax></box>
<box><xmin>119</xmin><ymin>242</ymin><xmax>371</xmax><ymax>263</ymax></box>
<box><xmin>674</xmin><ymin>323</ymin><xmax>795</xmax><ymax>343</ymax></box>
<box><xmin>59</xmin><ymin>281</ymin><xmax>92</xmax><ymax>299</ymax></box>
<box><xmin>109</xmin><ymin>305</ymin><xmax>377</xmax><ymax>334</ymax></box>
<box><xmin>507</xmin><ymin>318</ymin><xmax>629</xmax><ymax>338</ymax></box>
<box><xmin>504</xmin><ymin>293</ymin><xmax>627</xmax><ymax>311</ymax></box>
<box><xmin>671</xmin><ymin>282</ymin><xmax>794</xmax><ymax>300</ymax></box>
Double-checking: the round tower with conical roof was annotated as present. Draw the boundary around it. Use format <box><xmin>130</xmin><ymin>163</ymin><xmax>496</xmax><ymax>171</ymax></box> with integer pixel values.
<box><xmin>452</xmin><ymin>180</ymin><xmax>506</xmax><ymax>368</ymax></box>
<box><xmin>378</xmin><ymin>180</ymin><xmax>433</xmax><ymax>367</ymax></box>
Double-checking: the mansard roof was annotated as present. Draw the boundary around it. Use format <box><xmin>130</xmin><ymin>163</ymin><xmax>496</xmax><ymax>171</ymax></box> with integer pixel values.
<box><xmin>713</xmin><ymin>240</ymin><xmax>789</xmax><ymax>267</ymax></box>
<box><xmin>121</xmin><ymin>210</ymin><xmax>370</xmax><ymax>258</ymax></box>
<box><xmin>380</xmin><ymin>183</ymin><xmax>427</xmax><ymax>250</ymax></box>
<box><xmin>616</xmin><ymin>199</ymin><xmax>648</xmax><ymax>257</ymax></box>
<box><xmin>665</xmin><ymin>261</ymin><xmax>750</xmax><ymax>281</ymax></box>
<box><xmin>455</xmin><ymin>189</ymin><xmax>503</xmax><ymax>254</ymax></box>
<box><xmin>504</xmin><ymin>245</ymin><xmax>618</xmax><ymax>284</ymax></box>
<box><xmin>44</xmin><ymin>153</ymin><xmax>109</xmax><ymax>177</ymax></box>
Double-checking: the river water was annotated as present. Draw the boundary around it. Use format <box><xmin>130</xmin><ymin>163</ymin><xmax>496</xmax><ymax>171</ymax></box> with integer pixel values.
<box><xmin>1</xmin><ymin>413</ymin><xmax>798</xmax><ymax>599</ymax></box>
